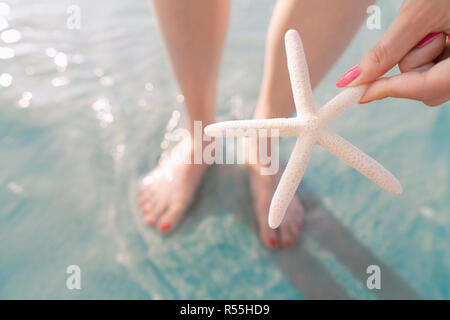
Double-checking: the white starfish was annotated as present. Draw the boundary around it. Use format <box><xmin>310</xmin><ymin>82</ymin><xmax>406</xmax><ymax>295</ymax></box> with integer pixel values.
<box><xmin>205</xmin><ymin>29</ymin><xmax>402</xmax><ymax>229</ymax></box>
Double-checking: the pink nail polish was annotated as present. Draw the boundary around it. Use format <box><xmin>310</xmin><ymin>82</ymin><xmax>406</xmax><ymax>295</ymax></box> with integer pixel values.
<box><xmin>418</xmin><ymin>32</ymin><xmax>443</xmax><ymax>47</ymax></box>
<box><xmin>336</xmin><ymin>65</ymin><xmax>361</xmax><ymax>88</ymax></box>
<box><xmin>359</xmin><ymin>100</ymin><xmax>372</xmax><ymax>104</ymax></box>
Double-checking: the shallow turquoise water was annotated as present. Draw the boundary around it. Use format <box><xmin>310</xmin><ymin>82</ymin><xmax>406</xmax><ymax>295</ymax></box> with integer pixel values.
<box><xmin>0</xmin><ymin>0</ymin><xmax>448</xmax><ymax>299</ymax></box>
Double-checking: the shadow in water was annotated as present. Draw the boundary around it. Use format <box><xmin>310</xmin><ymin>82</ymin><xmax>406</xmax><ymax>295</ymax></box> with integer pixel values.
<box><xmin>131</xmin><ymin>159</ymin><xmax>419</xmax><ymax>299</ymax></box>
<box><xmin>278</xmin><ymin>187</ymin><xmax>419</xmax><ymax>299</ymax></box>
<box><xmin>196</xmin><ymin>165</ymin><xmax>420</xmax><ymax>300</ymax></box>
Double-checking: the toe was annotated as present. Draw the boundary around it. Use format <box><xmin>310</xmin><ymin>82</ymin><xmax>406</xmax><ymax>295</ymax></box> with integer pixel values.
<box><xmin>261</xmin><ymin>229</ymin><xmax>279</xmax><ymax>250</ymax></box>
<box><xmin>256</xmin><ymin>213</ymin><xmax>279</xmax><ymax>249</ymax></box>
<box><xmin>288</xmin><ymin>199</ymin><xmax>304</xmax><ymax>232</ymax></box>
<box><xmin>141</xmin><ymin>195</ymin><xmax>158</xmax><ymax>215</ymax></box>
<box><xmin>144</xmin><ymin>200</ymin><xmax>169</xmax><ymax>226</ymax></box>
<box><xmin>139</xmin><ymin>187</ymin><xmax>155</xmax><ymax>207</ymax></box>
<box><xmin>156</xmin><ymin>202</ymin><xmax>187</xmax><ymax>233</ymax></box>
<box><xmin>279</xmin><ymin>223</ymin><xmax>294</xmax><ymax>249</ymax></box>
<box><xmin>278</xmin><ymin>198</ymin><xmax>304</xmax><ymax>248</ymax></box>
<box><xmin>289</xmin><ymin>221</ymin><xmax>301</xmax><ymax>239</ymax></box>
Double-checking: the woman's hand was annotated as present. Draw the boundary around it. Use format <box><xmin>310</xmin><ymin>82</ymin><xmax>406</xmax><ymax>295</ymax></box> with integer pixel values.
<box><xmin>335</xmin><ymin>0</ymin><xmax>450</xmax><ymax>106</ymax></box>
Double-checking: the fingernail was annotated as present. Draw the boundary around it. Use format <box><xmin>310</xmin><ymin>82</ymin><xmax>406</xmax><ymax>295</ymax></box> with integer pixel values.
<box><xmin>358</xmin><ymin>100</ymin><xmax>373</xmax><ymax>104</ymax></box>
<box><xmin>336</xmin><ymin>65</ymin><xmax>361</xmax><ymax>88</ymax></box>
<box><xmin>269</xmin><ymin>238</ymin><xmax>278</xmax><ymax>248</ymax></box>
<box><xmin>284</xmin><ymin>241</ymin><xmax>292</xmax><ymax>249</ymax></box>
<box><xmin>159</xmin><ymin>222</ymin><xmax>171</xmax><ymax>232</ymax></box>
<box><xmin>146</xmin><ymin>219</ymin><xmax>154</xmax><ymax>226</ymax></box>
<box><xmin>418</xmin><ymin>32</ymin><xmax>443</xmax><ymax>47</ymax></box>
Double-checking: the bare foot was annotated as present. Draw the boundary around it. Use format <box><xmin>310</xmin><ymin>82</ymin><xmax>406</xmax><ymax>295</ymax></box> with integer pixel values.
<box><xmin>139</xmin><ymin>139</ymin><xmax>208</xmax><ymax>233</ymax></box>
<box><xmin>247</xmin><ymin>162</ymin><xmax>304</xmax><ymax>250</ymax></box>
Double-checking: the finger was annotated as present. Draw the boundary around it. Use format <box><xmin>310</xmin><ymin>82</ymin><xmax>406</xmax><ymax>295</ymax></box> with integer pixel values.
<box><xmin>399</xmin><ymin>33</ymin><xmax>446</xmax><ymax>72</ymax></box>
<box><xmin>361</xmin><ymin>58</ymin><xmax>450</xmax><ymax>104</ymax></box>
<box><xmin>423</xmin><ymin>94</ymin><xmax>450</xmax><ymax>107</ymax></box>
<box><xmin>436</xmin><ymin>42</ymin><xmax>450</xmax><ymax>61</ymax></box>
<box><xmin>406</xmin><ymin>62</ymin><xmax>434</xmax><ymax>73</ymax></box>
<box><xmin>336</xmin><ymin>7</ymin><xmax>431</xmax><ymax>88</ymax></box>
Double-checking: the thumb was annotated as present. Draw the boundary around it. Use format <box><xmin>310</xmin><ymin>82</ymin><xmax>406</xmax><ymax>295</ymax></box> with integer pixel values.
<box><xmin>336</xmin><ymin>6</ymin><xmax>430</xmax><ymax>88</ymax></box>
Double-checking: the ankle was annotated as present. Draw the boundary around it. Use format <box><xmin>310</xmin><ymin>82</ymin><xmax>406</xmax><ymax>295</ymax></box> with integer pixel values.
<box><xmin>244</xmin><ymin>136</ymin><xmax>278</xmax><ymax>175</ymax></box>
<box><xmin>253</xmin><ymin>100</ymin><xmax>278</xmax><ymax>120</ymax></box>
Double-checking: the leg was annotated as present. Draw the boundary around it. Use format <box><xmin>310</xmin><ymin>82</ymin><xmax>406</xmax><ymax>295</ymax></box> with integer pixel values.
<box><xmin>139</xmin><ymin>0</ymin><xmax>230</xmax><ymax>232</ymax></box>
<box><xmin>250</xmin><ymin>0</ymin><xmax>372</xmax><ymax>249</ymax></box>
<box><xmin>256</xmin><ymin>0</ymin><xmax>373</xmax><ymax>119</ymax></box>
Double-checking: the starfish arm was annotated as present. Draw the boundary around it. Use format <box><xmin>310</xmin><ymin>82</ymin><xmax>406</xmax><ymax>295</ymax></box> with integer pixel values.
<box><xmin>268</xmin><ymin>135</ymin><xmax>316</xmax><ymax>229</ymax></box>
<box><xmin>285</xmin><ymin>30</ymin><xmax>315</xmax><ymax>116</ymax></box>
<box><xmin>318</xmin><ymin>128</ymin><xmax>402</xmax><ymax>195</ymax></box>
<box><xmin>316</xmin><ymin>85</ymin><xmax>367</xmax><ymax>125</ymax></box>
<box><xmin>204</xmin><ymin>118</ymin><xmax>300</xmax><ymax>137</ymax></box>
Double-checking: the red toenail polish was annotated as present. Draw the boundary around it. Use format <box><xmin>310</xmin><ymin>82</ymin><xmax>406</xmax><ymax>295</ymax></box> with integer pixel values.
<box><xmin>269</xmin><ymin>238</ymin><xmax>278</xmax><ymax>248</ymax></box>
<box><xmin>146</xmin><ymin>219</ymin><xmax>154</xmax><ymax>226</ymax></box>
<box><xmin>285</xmin><ymin>241</ymin><xmax>292</xmax><ymax>249</ymax></box>
<box><xmin>160</xmin><ymin>222</ymin><xmax>171</xmax><ymax>232</ymax></box>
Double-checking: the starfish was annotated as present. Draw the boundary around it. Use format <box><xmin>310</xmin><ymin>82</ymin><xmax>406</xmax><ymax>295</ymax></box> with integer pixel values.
<box><xmin>204</xmin><ymin>29</ymin><xmax>402</xmax><ymax>229</ymax></box>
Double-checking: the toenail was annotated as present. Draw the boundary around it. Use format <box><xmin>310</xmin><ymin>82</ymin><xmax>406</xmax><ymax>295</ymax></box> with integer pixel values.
<box><xmin>269</xmin><ymin>238</ymin><xmax>278</xmax><ymax>248</ymax></box>
<box><xmin>159</xmin><ymin>222</ymin><xmax>171</xmax><ymax>232</ymax></box>
<box><xmin>146</xmin><ymin>219</ymin><xmax>154</xmax><ymax>226</ymax></box>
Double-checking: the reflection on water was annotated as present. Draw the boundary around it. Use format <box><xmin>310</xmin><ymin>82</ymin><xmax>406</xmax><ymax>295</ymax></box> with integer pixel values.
<box><xmin>1</xmin><ymin>28</ymin><xmax>20</xmax><ymax>43</ymax></box>
<box><xmin>0</xmin><ymin>0</ymin><xmax>448</xmax><ymax>299</ymax></box>
<box><xmin>0</xmin><ymin>46</ymin><xmax>14</xmax><ymax>59</ymax></box>
<box><xmin>0</xmin><ymin>72</ymin><xmax>12</xmax><ymax>86</ymax></box>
